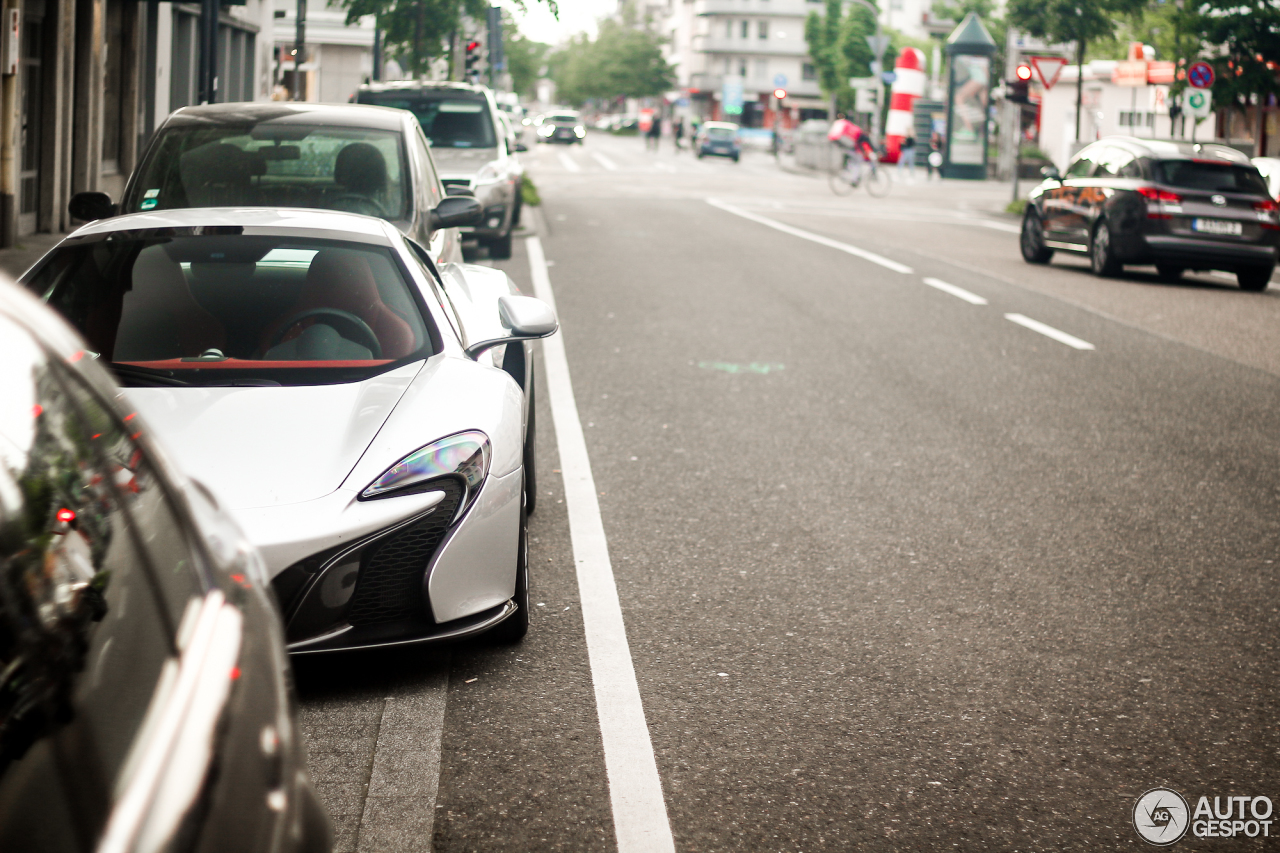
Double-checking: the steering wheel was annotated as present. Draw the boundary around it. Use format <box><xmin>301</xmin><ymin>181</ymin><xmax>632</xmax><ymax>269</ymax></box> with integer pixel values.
<box><xmin>330</xmin><ymin>194</ymin><xmax>388</xmax><ymax>218</ymax></box>
<box><xmin>268</xmin><ymin>308</ymin><xmax>382</xmax><ymax>359</ymax></box>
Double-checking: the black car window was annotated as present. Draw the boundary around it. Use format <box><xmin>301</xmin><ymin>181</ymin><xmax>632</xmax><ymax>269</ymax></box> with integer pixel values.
<box><xmin>357</xmin><ymin>92</ymin><xmax>497</xmax><ymax>149</ymax></box>
<box><xmin>0</xmin><ymin>351</ymin><xmax>182</xmax><ymax>847</ymax></box>
<box><xmin>125</xmin><ymin>124</ymin><xmax>411</xmax><ymax>221</ymax></box>
<box><xmin>28</xmin><ymin>235</ymin><xmax>436</xmax><ymax>387</ymax></box>
<box><xmin>1064</xmin><ymin>150</ymin><xmax>1098</xmax><ymax>178</ymax></box>
<box><xmin>1154</xmin><ymin>160</ymin><xmax>1269</xmax><ymax>195</ymax></box>
<box><xmin>1095</xmin><ymin>146</ymin><xmax>1135</xmax><ymax>178</ymax></box>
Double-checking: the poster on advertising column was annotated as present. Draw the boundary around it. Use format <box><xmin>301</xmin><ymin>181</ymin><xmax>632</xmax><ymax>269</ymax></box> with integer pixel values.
<box><xmin>722</xmin><ymin>76</ymin><xmax>744</xmax><ymax>116</ymax></box>
<box><xmin>949</xmin><ymin>55</ymin><xmax>988</xmax><ymax>165</ymax></box>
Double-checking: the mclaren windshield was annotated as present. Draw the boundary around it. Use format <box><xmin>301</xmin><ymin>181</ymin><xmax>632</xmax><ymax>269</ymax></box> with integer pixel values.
<box><xmin>26</xmin><ymin>232</ymin><xmax>435</xmax><ymax>387</ymax></box>
<box><xmin>124</xmin><ymin>124</ymin><xmax>411</xmax><ymax>220</ymax></box>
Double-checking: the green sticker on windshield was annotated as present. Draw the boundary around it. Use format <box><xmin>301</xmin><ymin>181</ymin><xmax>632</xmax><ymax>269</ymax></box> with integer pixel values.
<box><xmin>140</xmin><ymin>199</ymin><xmax>157</xmax><ymax>210</ymax></box>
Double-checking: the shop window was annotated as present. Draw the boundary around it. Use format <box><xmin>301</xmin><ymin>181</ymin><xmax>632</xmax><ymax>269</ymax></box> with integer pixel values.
<box><xmin>758</xmin><ymin>21</ymin><xmax>768</xmax><ymax>40</ymax></box>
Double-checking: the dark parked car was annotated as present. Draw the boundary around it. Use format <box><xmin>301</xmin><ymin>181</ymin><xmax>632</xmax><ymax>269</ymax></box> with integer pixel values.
<box><xmin>1021</xmin><ymin>137</ymin><xmax>1279</xmax><ymax>290</ymax></box>
<box><xmin>0</xmin><ymin>280</ymin><xmax>330</xmax><ymax>853</ymax></box>
<box><xmin>69</xmin><ymin>103</ymin><xmax>480</xmax><ymax>266</ymax></box>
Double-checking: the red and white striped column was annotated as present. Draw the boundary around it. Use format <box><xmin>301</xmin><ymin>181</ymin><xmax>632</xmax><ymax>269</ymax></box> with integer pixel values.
<box><xmin>884</xmin><ymin>47</ymin><xmax>926</xmax><ymax>164</ymax></box>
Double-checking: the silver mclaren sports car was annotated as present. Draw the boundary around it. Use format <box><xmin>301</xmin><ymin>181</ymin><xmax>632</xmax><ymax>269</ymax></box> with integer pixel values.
<box><xmin>22</xmin><ymin>207</ymin><xmax>557</xmax><ymax>653</ymax></box>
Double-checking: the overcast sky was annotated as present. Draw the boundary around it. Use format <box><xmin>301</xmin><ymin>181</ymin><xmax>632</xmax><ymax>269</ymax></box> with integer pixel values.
<box><xmin>501</xmin><ymin>0</ymin><xmax>617</xmax><ymax>47</ymax></box>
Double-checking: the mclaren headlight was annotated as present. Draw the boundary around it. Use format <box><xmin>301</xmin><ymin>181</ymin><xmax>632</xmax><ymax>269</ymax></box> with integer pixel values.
<box><xmin>360</xmin><ymin>431</ymin><xmax>491</xmax><ymax>501</ymax></box>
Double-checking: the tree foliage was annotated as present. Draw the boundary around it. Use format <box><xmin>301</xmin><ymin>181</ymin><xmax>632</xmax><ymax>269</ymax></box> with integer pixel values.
<box><xmin>1186</xmin><ymin>0</ymin><xmax>1280</xmax><ymax>112</ymax></box>
<box><xmin>803</xmin><ymin>0</ymin><xmax>887</xmax><ymax>114</ymax></box>
<box><xmin>342</xmin><ymin>0</ymin><xmax>554</xmax><ymax>80</ymax></box>
<box><xmin>547</xmin><ymin>20</ymin><xmax>674</xmax><ymax>107</ymax></box>
<box><xmin>500</xmin><ymin>10</ymin><xmax>551</xmax><ymax>98</ymax></box>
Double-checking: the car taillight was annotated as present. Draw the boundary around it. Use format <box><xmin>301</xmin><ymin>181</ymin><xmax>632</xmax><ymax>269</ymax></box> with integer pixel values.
<box><xmin>1255</xmin><ymin>198</ymin><xmax>1280</xmax><ymax>230</ymax></box>
<box><xmin>1138</xmin><ymin>186</ymin><xmax>1182</xmax><ymax>219</ymax></box>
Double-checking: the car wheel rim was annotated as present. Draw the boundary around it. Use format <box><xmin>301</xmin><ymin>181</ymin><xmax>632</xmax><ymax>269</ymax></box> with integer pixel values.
<box><xmin>1093</xmin><ymin>225</ymin><xmax>1109</xmax><ymax>269</ymax></box>
<box><xmin>1022</xmin><ymin>216</ymin><xmax>1042</xmax><ymax>255</ymax></box>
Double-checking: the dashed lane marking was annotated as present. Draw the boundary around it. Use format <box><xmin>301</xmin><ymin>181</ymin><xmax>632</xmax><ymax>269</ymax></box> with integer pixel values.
<box><xmin>557</xmin><ymin>151</ymin><xmax>582</xmax><ymax>173</ymax></box>
<box><xmin>922</xmin><ymin>277</ymin><xmax>988</xmax><ymax>305</ymax></box>
<box><xmin>1004</xmin><ymin>313</ymin><xmax>1096</xmax><ymax>350</ymax></box>
<box><xmin>526</xmin><ymin>234</ymin><xmax>677</xmax><ymax>853</ymax></box>
<box><xmin>590</xmin><ymin>151</ymin><xmax>619</xmax><ymax>171</ymax></box>
<box><xmin>707</xmin><ymin>197</ymin><xmax>914</xmax><ymax>274</ymax></box>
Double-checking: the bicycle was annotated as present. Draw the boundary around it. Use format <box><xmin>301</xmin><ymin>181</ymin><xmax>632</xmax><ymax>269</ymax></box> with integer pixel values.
<box><xmin>828</xmin><ymin>145</ymin><xmax>891</xmax><ymax>198</ymax></box>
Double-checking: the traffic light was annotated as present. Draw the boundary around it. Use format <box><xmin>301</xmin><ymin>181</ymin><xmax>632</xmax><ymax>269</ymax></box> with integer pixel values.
<box><xmin>1008</xmin><ymin>65</ymin><xmax>1032</xmax><ymax>104</ymax></box>
<box><xmin>773</xmin><ymin>87</ymin><xmax>786</xmax><ymax>101</ymax></box>
<box><xmin>464</xmin><ymin>39</ymin><xmax>480</xmax><ymax>80</ymax></box>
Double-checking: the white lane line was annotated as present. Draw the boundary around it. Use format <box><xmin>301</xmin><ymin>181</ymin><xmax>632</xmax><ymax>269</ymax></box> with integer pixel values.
<box><xmin>1004</xmin><ymin>313</ymin><xmax>1096</xmax><ymax>350</ymax></box>
<box><xmin>922</xmin><ymin>277</ymin><xmax>988</xmax><ymax>305</ymax></box>
<box><xmin>590</xmin><ymin>151</ymin><xmax>619</xmax><ymax>171</ymax></box>
<box><xmin>526</xmin><ymin>235</ymin><xmax>676</xmax><ymax>853</ymax></box>
<box><xmin>557</xmin><ymin>151</ymin><xmax>582</xmax><ymax>173</ymax></box>
<box><xmin>973</xmin><ymin>219</ymin><xmax>1022</xmax><ymax>234</ymax></box>
<box><xmin>707</xmin><ymin>197</ymin><xmax>914</xmax><ymax>274</ymax></box>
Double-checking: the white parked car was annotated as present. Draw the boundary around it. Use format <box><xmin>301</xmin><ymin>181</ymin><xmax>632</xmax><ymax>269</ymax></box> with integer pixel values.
<box><xmin>23</xmin><ymin>207</ymin><xmax>557</xmax><ymax>653</ymax></box>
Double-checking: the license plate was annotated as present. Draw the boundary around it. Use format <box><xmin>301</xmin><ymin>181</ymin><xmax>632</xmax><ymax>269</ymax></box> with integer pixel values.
<box><xmin>1192</xmin><ymin>218</ymin><xmax>1242</xmax><ymax>235</ymax></box>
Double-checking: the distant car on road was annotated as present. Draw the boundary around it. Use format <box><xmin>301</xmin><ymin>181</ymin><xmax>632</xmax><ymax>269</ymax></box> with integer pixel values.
<box><xmin>23</xmin><ymin>207</ymin><xmax>557</xmax><ymax>654</ymax></box>
<box><xmin>696</xmin><ymin>122</ymin><xmax>741</xmax><ymax>162</ymax></box>
<box><xmin>0</xmin><ymin>280</ymin><xmax>330</xmax><ymax>853</ymax></box>
<box><xmin>355</xmin><ymin>81</ymin><xmax>525</xmax><ymax>260</ymax></box>
<box><xmin>537</xmin><ymin>111</ymin><xmax>586</xmax><ymax>145</ymax></box>
<box><xmin>69</xmin><ymin>102</ymin><xmax>474</xmax><ymax>266</ymax></box>
<box><xmin>1021</xmin><ymin>136</ymin><xmax>1279</xmax><ymax>291</ymax></box>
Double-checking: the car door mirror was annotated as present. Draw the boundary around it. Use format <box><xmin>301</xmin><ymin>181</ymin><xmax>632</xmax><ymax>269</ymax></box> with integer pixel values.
<box><xmin>430</xmin><ymin>196</ymin><xmax>483</xmax><ymax>229</ymax></box>
<box><xmin>69</xmin><ymin>191</ymin><xmax>116</xmax><ymax>222</ymax></box>
<box><xmin>465</xmin><ymin>295</ymin><xmax>558</xmax><ymax>359</ymax></box>
<box><xmin>1040</xmin><ymin>165</ymin><xmax>1062</xmax><ymax>182</ymax></box>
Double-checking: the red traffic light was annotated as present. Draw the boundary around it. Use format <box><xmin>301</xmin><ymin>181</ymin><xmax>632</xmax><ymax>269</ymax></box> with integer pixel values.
<box><xmin>1015</xmin><ymin>64</ymin><xmax>1032</xmax><ymax>81</ymax></box>
<box><xmin>466</xmin><ymin>40</ymin><xmax>480</xmax><ymax>52</ymax></box>
<box><xmin>773</xmin><ymin>88</ymin><xmax>786</xmax><ymax>100</ymax></box>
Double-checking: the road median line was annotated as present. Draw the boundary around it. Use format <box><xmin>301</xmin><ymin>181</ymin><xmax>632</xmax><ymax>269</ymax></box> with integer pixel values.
<box><xmin>526</xmin><ymin>233</ymin><xmax>677</xmax><ymax>853</ymax></box>
<box><xmin>706</xmin><ymin>197</ymin><xmax>914</xmax><ymax>274</ymax></box>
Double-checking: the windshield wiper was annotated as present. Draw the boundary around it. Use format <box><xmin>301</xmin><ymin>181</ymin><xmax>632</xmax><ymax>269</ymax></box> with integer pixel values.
<box><xmin>108</xmin><ymin>363</ymin><xmax>192</xmax><ymax>387</ymax></box>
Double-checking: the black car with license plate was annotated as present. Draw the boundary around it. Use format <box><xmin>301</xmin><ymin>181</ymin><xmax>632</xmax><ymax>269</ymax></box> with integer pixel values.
<box><xmin>1020</xmin><ymin>137</ymin><xmax>1279</xmax><ymax>291</ymax></box>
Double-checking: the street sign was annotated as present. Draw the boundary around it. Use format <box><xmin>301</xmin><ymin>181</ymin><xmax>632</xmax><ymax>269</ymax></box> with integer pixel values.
<box><xmin>848</xmin><ymin>76</ymin><xmax>879</xmax><ymax>90</ymax></box>
<box><xmin>881</xmin><ymin>71</ymin><xmax>897</xmax><ymax>85</ymax></box>
<box><xmin>1112</xmin><ymin>60</ymin><xmax>1147</xmax><ymax>87</ymax></box>
<box><xmin>1188</xmin><ymin>61</ymin><xmax>1214</xmax><ymax>89</ymax></box>
<box><xmin>865</xmin><ymin>35</ymin><xmax>891</xmax><ymax>56</ymax></box>
<box><xmin>855</xmin><ymin>86</ymin><xmax>879</xmax><ymax>113</ymax></box>
<box><xmin>722</xmin><ymin>75</ymin><xmax>744</xmax><ymax>115</ymax></box>
<box><xmin>1185</xmin><ymin>88</ymin><xmax>1213</xmax><ymax>118</ymax></box>
<box><xmin>773</xmin><ymin>73</ymin><xmax>787</xmax><ymax>88</ymax></box>
<box><xmin>1028</xmin><ymin>56</ymin><xmax>1067</xmax><ymax>90</ymax></box>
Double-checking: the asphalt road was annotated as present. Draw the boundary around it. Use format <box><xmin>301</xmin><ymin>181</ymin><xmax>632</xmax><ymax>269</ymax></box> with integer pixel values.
<box><xmin>295</xmin><ymin>132</ymin><xmax>1280</xmax><ymax>852</ymax></box>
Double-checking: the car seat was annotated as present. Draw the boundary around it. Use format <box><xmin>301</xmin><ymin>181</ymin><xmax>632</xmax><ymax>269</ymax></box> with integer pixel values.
<box><xmin>113</xmin><ymin>246</ymin><xmax>226</xmax><ymax>361</ymax></box>
<box><xmin>260</xmin><ymin>249</ymin><xmax>415</xmax><ymax>359</ymax></box>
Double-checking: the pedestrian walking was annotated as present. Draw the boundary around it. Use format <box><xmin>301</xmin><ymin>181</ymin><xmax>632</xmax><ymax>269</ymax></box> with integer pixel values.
<box><xmin>897</xmin><ymin>134</ymin><xmax>916</xmax><ymax>182</ymax></box>
<box><xmin>673</xmin><ymin>118</ymin><xmax>685</xmax><ymax>151</ymax></box>
<box><xmin>928</xmin><ymin>131</ymin><xmax>943</xmax><ymax>180</ymax></box>
<box><xmin>646</xmin><ymin>116</ymin><xmax>662</xmax><ymax>151</ymax></box>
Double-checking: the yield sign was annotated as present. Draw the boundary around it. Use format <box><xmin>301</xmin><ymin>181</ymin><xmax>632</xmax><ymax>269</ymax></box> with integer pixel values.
<box><xmin>1029</xmin><ymin>56</ymin><xmax>1068</xmax><ymax>90</ymax></box>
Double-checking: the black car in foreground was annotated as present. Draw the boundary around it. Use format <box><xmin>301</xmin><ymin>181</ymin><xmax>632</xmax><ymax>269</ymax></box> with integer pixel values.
<box><xmin>0</xmin><ymin>281</ymin><xmax>329</xmax><ymax>853</ymax></box>
<box><xmin>1020</xmin><ymin>137</ymin><xmax>1279</xmax><ymax>290</ymax></box>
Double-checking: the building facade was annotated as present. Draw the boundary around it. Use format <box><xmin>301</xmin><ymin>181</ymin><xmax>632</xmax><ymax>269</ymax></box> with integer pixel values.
<box><xmin>0</xmin><ymin>0</ymin><xmax>274</xmax><ymax>247</ymax></box>
<box><xmin>272</xmin><ymin>0</ymin><xmax>374</xmax><ymax>103</ymax></box>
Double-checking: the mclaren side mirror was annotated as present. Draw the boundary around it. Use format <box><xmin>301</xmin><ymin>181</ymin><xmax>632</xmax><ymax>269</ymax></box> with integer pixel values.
<box><xmin>465</xmin><ymin>295</ymin><xmax>559</xmax><ymax>359</ymax></box>
<box><xmin>69</xmin><ymin>191</ymin><xmax>116</xmax><ymax>222</ymax></box>
<box><xmin>430</xmin><ymin>196</ymin><xmax>483</xmax><ymax>229</ymax></box>
<box><xmin>1040</xmin><ymin>165</ymin><xmax>1062</xmax><ymax>182</ymax></box>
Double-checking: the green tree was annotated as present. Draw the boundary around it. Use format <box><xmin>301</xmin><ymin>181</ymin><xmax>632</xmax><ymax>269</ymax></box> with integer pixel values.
<box><xmin>548</xmin><ymin>20</ymin><xmax>674</xmax><ymax>107</ymax></box>
<box><xmin>1006</xmin><ymin>0</ymin><xmax>1145</xmax><ymax>142</ymax></box>
<box><xmin>343</xmin><ymin>0</ymin><xmax>556</xmax><ymax>80</ymax></box>
<box><xmin>804</xmin><ymin>0</ymin><xmax>883</xmax><ymax>115</ymax></box>
<box><xmin>501</xmin><ymin>12</ymin><xmax>551</xmax><ymax>98</ymax></box>
<box><xmin>1186</xmin><ymin>0</ymin><xmax>1280</xmax><ymax>133</ymax></box>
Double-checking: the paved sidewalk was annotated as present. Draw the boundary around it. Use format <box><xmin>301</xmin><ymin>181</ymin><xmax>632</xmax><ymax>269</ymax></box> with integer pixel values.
<box><xmin>0</xmin><ymin>232</ymin><xmax>65</xmax><ymax>280</ymax></box>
